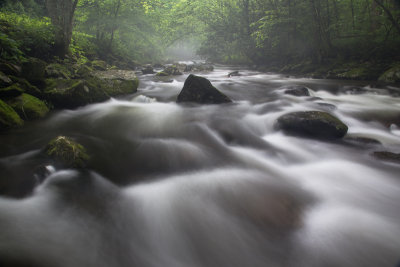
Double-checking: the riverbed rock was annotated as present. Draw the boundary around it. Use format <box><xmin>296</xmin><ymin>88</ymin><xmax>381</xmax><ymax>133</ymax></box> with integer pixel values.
<box><xmin>276</xmin><ymin>111</ymin><xmax>348</xmax><ymax>139</ymax></box>
<box><xmin>0</xmin><ymin>99</ymin><xmax>23</xmax><ymax>130</ymax></box>
<box><xmin>177</xmin><ymin>74</ymin><xmax>232</xmax><ymax>104</ymax></box>
<box><xmin>372</xmin><ymin>151</ymin><xmax>400</xmax><ymax>164</ymax></box>
<box><xmin>21</xmin><ymin>57</ymin><xmax>46</xmax><ymax>85</ymax></box>
<box><xmin>284</xmin><ymin>86</ymin><xmax>310</xmax><ymax>97</ymax></box>
<box><xmin>45</xmin><ymin>136</ymin><xmax>89</xmax><ymax>168</ymax></box>
<box><xmin>7</xmin><ymin>93</ymin><xmax>49</xmax><ymax>120</ymax></box>
<box><xmin>228</xmin><ymin>71</ymin><xmax>241</xmax><ymax>77</ymax></box>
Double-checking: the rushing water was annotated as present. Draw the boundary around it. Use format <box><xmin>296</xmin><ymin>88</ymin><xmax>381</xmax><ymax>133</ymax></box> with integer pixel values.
<box><xmin>0</xmin><ymin>64</ymin><xmax>400</xmax><ymax>267</ymax></box>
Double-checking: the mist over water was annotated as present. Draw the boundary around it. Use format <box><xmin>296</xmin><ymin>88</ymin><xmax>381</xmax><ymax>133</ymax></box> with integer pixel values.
<box><xmin>0</xmin><ymin>65</ymin><xmax>400</xmax><ymax>267</ymax></box>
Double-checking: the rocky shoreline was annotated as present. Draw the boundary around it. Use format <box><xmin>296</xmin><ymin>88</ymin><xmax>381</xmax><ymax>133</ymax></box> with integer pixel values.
<box><xmin>256</xmin><ymin>60</ymin><xmax>400</xmax><ymax>85</ymax></box>
<box><xmin>0</xmin><ymin>57</ymin><xmax>139</xmax><ymax>130</ymax></box>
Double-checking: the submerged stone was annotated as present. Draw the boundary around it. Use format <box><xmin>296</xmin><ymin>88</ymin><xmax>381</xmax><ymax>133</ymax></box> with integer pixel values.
<box><xmin>177</xmin><ymin>74</ymin><xmax>232</xmax><ymax>104</ymax></box>
<box><xmin>276</xmin><ymin>111</ymin><xmax>348</xmax><ymax>140</ymax></box>
<box><xmin>45</xmin><ymin>136</ymin><xmax>90</xmax><ymax>168</ymax></box>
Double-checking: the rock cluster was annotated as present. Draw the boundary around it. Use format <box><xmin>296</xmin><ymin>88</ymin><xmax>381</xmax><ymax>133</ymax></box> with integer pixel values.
<box><xmin>0</xmin><ymin>58</ymin><xmax>139</xmax><ymax>130</ymax></box>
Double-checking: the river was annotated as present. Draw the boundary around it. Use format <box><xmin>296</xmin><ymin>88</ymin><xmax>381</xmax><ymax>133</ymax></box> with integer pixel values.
<box><xmin>0</xmin><ymin>64</ymin><xmax>399</xmax><ymax>267</ymax></box>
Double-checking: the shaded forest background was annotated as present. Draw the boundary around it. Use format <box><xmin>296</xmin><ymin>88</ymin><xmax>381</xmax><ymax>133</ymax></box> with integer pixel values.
<box><xmin>1</xmin><ymin>0</ymin><xmax>400</xmax><ymax>71</ymax></box>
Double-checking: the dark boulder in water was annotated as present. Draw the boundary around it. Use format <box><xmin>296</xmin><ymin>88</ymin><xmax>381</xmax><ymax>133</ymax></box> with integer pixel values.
<box><xmin>284</xmin><ymin>86</ymin><xmax>310</xmax><ymax>97</ymax></box>
<box><xmin>228</xmin><ymin>71</ymin><xmax>241</xmax><ymax>77</ymax></box>
<box><xmin>177</xmin><ymin>74</ymin><xmax>232</xmax><ymax>104</ymax></box>
<box><xmin>276</xmin><ymin>111</ymin><xmax>348</xmax><ymax>139</ymax></box>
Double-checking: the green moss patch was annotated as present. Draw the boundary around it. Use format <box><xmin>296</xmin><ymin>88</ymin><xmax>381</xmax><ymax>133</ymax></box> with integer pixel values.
<box><xmin>0</xmin><ymin>99</ymin><xmax>23</xmax><ymax>130</ymax></box>
<box><xmin>7</xmin><ymin>93</ymin><xmax>49</xmax><ymax>120</ymax></box>
<box><xmin>45</xmin><ymin>136</ymin><xmax>90</xmax><ymax>168</ymax></box>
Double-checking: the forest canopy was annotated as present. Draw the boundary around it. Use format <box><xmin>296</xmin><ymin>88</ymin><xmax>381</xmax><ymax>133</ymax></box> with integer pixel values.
<box><xmin>0</xmin><ymin>0</ymin><xmax>399</xmax><ymax>66</ymax></box>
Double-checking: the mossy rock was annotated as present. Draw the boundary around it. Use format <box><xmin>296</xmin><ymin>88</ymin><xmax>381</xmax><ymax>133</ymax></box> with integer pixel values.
<box><xmin>92</xmin><ymin>70</ymin><xmax>139</xmax><ymax>95</ymax></box>
<box><xmin>0</xmin><ymin>71</ymin><xmax>12</xmax><ymax>87</ymax></box>
<box><xmin>45</xmin><ymin>136</ymin><xmax>90</xmax><ymax>168</ymax></box>
<box><xmin>44</xmin><ymin>78</ymin><xmax>109</xmax><ymax>108</ymax></box>
<box><xmin>0</xmin><ymin>62</ymin><xmax>21</xmax><ymax>76</ymax></box>
<box><xmin>9</xmin><ymin>76</ymin><xmax>42</xmax><ymax>97</ymax></box>
<box><xmin>276</xmin><ymin>111</ymin><xmax>348</xmax><ymax>140</ymax></box>
<box><xmin>91</xmin><ymin>60</ymin><xmax>108</xmax><ymax>71</ymax></box>
<box><xmin>164</xmin><ymin>65</ymin><xmax>183</xmax><ymax>75</ymax></box>
<box><xmin>21</xmin><ymin>58</ymin><xmax>47</xmax><ymax>85</ymax></box>
<box><xmin>45</xmin><ymin>63</ymin><xmax>71</xmax><ymax>79</ymax></box>
<box><xmin>0</xmin><ymin>99</ymin><xmax>23</xmax><ymax>130</ymax></box>
<box><xmin>7</xmin><ymin>93</ymin><xmax>49</xmax><ymax>120</ymax></box>
<box><xmin>76</xmin><ymin>65</ymin><xmax>94</xmax><ymax>78</ymax></box>
<box><xmin>156</xmin><ymin>71</ymin><xmax>169</xmax><ymax>76</ymax></box>
<box><xmin>378</xmin><ymin>64</ymin><xmax>400</xmax><ymax>84</ymax></box>
<box><xmin>0</xmin><ymin>84</ymin><xmax>23</xmax><ymax>98</ymax></box>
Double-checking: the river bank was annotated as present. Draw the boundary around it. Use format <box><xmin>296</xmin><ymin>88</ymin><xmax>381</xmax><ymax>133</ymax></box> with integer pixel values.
<box><xmin>255</xmin><ymin>59</ymin><xmax>400</xmax><ymax>85</ymax></box>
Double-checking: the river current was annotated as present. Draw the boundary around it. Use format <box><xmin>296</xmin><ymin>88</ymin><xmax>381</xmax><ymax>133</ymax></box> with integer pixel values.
<box><xmin>0</xmin><ymin>64</ymin><xmax>399</xmax><ymax>267</ymax></box>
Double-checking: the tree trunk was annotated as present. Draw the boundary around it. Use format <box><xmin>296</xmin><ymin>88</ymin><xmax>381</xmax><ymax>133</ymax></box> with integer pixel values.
<box><xmin>45</xmin><ymin>0</ymin><xmax>79</xmax><ymax>58</ymax></box>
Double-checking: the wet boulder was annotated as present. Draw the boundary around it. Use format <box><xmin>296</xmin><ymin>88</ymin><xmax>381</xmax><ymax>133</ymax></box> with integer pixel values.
<box><xmin>0</xmin><ymin>99</ymin><xmax>24</xmax><ymax>130</ymax></box>
<box><xmin>45</xmin><ymin>136</ymin><xmax>90</xmax><ymax>168</ymax></box>
<box><xmin>276</xmin><ymin>111</ymin><xmax>348</xmax><ymax>139</ymax></box>
<box><xmin>177</xmin><ymin>74</ymin><xmax>232</xmax><ymax>104</ymax></box>
<box><xmin>228</xmin><ymin>71</ymin><xmax>241</xmax><ymax>77</ymax></box>
<box><xmin>284</xmin><ymin>86</ymin><xmax>310</xmax><ymax>97</ymax></box>
<box><xmin>7</xmin><ymin>93</ymin><xmax>49</xmax><ymax>120</ymax></box>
